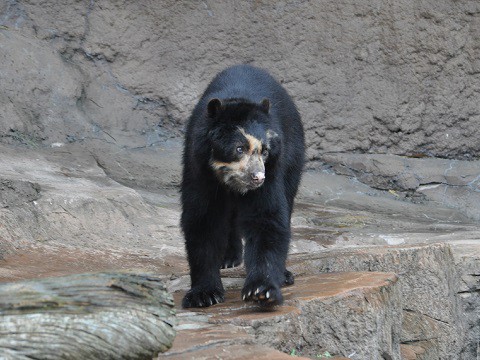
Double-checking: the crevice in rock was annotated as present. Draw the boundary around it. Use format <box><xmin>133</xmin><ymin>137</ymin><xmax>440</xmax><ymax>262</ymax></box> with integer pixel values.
<box><xmin>457</xmin><ymin>289</ymin><xmax>480</xmax><ymax>295</ymax></box>
<box><xmin>401</xmin><ymin>338</ymin><xmax>438</xmax><ymax>345</ymax></box>
<box><xmin>81</xmin><ymin>0</ymin><xmax>95</xmax><ymax>45</ymax></box>
<box><xmin>403</xmin><ymin>308</ymin><xmax>451</xmax><ymax>326</ymax></box>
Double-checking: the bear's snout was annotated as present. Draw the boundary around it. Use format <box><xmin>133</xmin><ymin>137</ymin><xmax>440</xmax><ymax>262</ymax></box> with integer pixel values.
<box><xmin>251</xmin><ymin>171</ymin><xmax>265</xmax><ymax>185</ymax></box>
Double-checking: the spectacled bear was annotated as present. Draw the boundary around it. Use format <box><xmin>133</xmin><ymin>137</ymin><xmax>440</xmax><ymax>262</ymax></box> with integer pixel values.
<box><xmin>181</xmin><ymin>64</ymin><xmax>305</xmax><ymax>308</ymax></box>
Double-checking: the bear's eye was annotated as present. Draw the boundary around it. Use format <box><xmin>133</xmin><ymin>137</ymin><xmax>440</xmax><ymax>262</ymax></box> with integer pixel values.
<box><xmin>236</xmin><ymin>146</ymin><xmax>245</xmax><ymax>154</ymax></box>
<box><xmin>262</xmin><ymin>149</ymin><xmax>269</xmax><ymax>157</ymax></box>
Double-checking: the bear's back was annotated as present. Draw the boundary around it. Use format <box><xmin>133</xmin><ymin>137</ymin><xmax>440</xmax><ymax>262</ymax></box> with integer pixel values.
<box><xmin>199</xmin><ymin>65</ymin><xmax>302</xmax><ymax>142</ymax></box>
<box><xmin>203</xmin><ymin>65</ymin><xmax>289</xmax><ymax>109</ymax></box>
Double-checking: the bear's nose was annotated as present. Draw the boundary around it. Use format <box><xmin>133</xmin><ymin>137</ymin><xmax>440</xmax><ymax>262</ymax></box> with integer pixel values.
<box><xmin>251</xmin><ymin>172</ymin><xmax>265</xmax><ymax>184</ymax></box>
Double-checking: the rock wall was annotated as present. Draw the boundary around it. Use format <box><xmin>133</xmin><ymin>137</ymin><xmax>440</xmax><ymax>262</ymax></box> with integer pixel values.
<box><xmin>1</xmin><ymin>0</ymin><xmax>480</xmax><ymax>160</ymax></box>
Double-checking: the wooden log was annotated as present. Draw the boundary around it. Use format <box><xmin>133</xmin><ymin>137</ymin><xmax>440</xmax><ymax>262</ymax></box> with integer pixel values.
<box><xmin>0</xmin><ymin>272</ymin><xmax>177</xmax><ymax>359</ymax></box>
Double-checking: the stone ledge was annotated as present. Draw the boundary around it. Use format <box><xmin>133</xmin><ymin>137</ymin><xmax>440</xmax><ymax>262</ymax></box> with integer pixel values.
<box><xmin>164</xmin><ymin>343</ymin><xmax>313</xmax><ymax>360</ymax></box>
<box><xmin>164</xmin><ymin>272</ymin><xmax>400</xmax><ymax>359</ymax></box>
<box><xmin>321</xmin><ymin>153</ymin><xmax>480</xmax><ymax>221</ymax></box>
<box><xmin>288</xmin><ymin>242</ymin><xmax>471</xmax><ymax>359</ymax></box>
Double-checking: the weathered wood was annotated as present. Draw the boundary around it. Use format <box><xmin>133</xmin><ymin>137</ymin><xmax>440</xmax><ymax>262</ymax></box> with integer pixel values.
<box><xmin>0</xmin><ymin>272</ymin><xmax>177</xmax><ymax>359</ymax></box>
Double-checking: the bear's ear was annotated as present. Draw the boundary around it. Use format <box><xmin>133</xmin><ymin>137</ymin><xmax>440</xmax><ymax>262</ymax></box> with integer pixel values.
<box><xmin>260</xmin><ymin>98</ymin><xmax>270</xmax><ymax>114</ymax></box>
<box><xmin>207</xmin><ymin>98</ymin><xmax>222</xmax><ymax>118</ymax></box>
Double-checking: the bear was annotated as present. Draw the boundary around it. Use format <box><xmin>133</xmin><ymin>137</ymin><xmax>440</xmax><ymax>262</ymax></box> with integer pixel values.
<box><xmin>181</xmin><ymin>64</ymin><xmax>305</xmax><ymax>308</ymax></box>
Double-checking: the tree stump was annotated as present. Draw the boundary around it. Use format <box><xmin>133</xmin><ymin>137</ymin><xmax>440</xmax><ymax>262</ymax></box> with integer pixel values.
<box><xmin>0</xmin><ymin>272</ymin><xmax>177</xmax><ymax>359</ymax></box>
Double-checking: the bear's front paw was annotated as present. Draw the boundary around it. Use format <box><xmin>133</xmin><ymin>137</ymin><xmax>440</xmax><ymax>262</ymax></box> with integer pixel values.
<box><xmin>242</xmin><ymin>281</ymin><xmax>283</xmax><ymax>307</ymax></box>
<box><xmin>182</xmin><ymin>287</ymin><xmax>225</xmax><ymax>308</ymax></box>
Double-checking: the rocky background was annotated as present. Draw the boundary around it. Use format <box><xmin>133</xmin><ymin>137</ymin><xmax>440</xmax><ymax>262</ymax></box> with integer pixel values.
<box><xmin>1</xmin><ymin>1</ymin><xmax>480</xmax><ymax>359</ymax></box>
<box><xmin>2</xmin><ymin>0</ymin><xmax>480</xmax><ymax>217</ymax></box>
<box><xmin>2</xmin><ymin>0</ymin><xmax>480</xmax><ymax>159</ymax></box>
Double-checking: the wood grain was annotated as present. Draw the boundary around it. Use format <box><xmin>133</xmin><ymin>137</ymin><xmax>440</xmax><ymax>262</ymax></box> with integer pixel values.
<box><xmin>0</xmin><ymin>272</ymin><xmax>176</xmax><ymax>359</ymax></box>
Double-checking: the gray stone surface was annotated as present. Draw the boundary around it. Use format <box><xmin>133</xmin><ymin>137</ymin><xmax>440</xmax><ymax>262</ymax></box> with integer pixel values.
<box><xmin>0</xmin><ymin>179</ymin><xmax>40</xmax><ymax>208</ymax></box>
<box><xmin>449</xmin><ymin>241</ymin><xmax>480</xmax><ymax>360</ymax></box>
<box><xmin>0</xmin><ymin>142</ymin><xmax>479</xmax><ymax>359</ymax></box>
<box><xmin>322</xmin><ymin>153</ymin><xmax>480</xmax><ymax>220</ymax></box>
<box><xmin>1</xmin><ymin>0</ymin><xmax>480</xmax><ymax>161</ymax></box>
<box><xmin>0</xmin><ymin>143</ymin><xmax>182</xmax><ymax>257</ymax></box>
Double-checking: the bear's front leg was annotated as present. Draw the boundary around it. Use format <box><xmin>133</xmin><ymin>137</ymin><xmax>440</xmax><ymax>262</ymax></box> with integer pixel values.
<box><xmin>182</xmin><ymin>225</ymin><xmax>226</xmax><ymax>308</ymax></box>
<box><xmin>182</xmin><ymin>261</ymin><xmax>224</xmax><ymax>308</ymax></box>
<box><xmin>181</xmin><ymin>195</ymin><xmax>229</xmax><ymax>308</ymax></box>
<box><xmin>240</xmin><ymin>202</ymin><xmax>292</xmax><ymax>307</ymax></box>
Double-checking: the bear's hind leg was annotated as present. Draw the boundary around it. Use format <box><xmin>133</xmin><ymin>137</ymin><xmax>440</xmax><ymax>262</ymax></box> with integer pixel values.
<box><xmin>221</xmin><ymin>217</ymin><xmax>243</xmax><ymax>269</ymax></box>
<box><xmin>221</xmin><ymin>236</ymin><xmax>243</xmax><ymax>269</ymax></box>
<box><xmin>284</xmin><ymin>269</ymin><xmax>295</xmax><ymax>285</ymax></box>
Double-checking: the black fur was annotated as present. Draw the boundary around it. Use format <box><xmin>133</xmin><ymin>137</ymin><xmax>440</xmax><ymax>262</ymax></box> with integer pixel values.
<box><xmin>181</xmin><ymin>64</ymin><xmax>305</xmax><ymax>308</ymax></box>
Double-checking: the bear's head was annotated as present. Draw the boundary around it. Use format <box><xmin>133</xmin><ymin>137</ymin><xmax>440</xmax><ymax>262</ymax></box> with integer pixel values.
<box><xmin>206</xmin><ymin>98</ymin><xmax>280</xmax><ymax>194</ymax></box>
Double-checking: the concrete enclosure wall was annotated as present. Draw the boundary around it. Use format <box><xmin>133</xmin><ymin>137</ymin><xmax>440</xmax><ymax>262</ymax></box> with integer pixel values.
<box><xmin>1</xmin><ymin>0</ymin><xmax>480</xmax><ymax>160</ymax></box>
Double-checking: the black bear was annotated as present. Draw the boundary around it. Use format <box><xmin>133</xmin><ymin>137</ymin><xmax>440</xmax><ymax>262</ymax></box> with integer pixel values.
<box><xmin>181</xmin><ymin>64</ymin><xmax>305</xmax><ymax>308</ymax></box>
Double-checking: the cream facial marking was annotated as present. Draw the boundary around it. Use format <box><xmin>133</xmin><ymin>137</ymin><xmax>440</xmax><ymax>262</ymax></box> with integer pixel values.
<box><xmin>210</xmin><ymin>157</ymin><xmax>247</xmax><ymax>173</ymax></box>
<box><xmin>238</xmin><ymin>127</ymin><xmax>262</xmax><ymax>155</ymax></box>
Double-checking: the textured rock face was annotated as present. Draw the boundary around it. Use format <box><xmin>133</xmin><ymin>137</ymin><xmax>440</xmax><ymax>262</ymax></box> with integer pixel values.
<box><xmin>290</xmin><ymin>244</ymin><xmax>466</xmax><ymax>360</ymax></box>
<box><xmin>0</xmin><ymin>144</ymin><xmax>184</xmax><ymax>259</ymax></box>
<box><xmin>166</xmin><ymin>272</ymin><xmax>401</xmax><ymax>360</ymax></box>
<box><xmin>449</xmin><ymin>241</ymin><xmax>480</xmax><ymax>360</ymax></box>
<box><xmin>1</xmin><ymin>0</ymin><xmax>480</xmax><ymax>160</ymax></box>
<box><xmin>322</xmin><ymin>153</ymin><xmax>480</xmax><ymax>220</ymax></box>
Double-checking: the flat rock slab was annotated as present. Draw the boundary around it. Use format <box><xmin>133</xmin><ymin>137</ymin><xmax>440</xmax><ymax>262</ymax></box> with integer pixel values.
<box><xmin>0</xmin><ymin>244</ymin><xmax>187</xmax><ymax>283</ymax></box>
<box><xmin>163</xmin><ymin>344</ymin><xmax>313</xmax><ymax>360</ymax></box>
<box><xmin>163</xmin><ymin>272</ymin><xmax>400</xmax><ymax>360</ymax></box>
